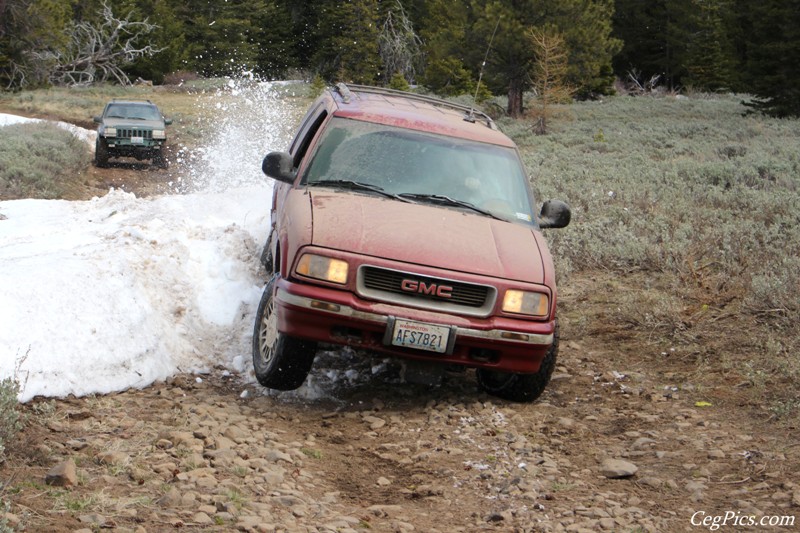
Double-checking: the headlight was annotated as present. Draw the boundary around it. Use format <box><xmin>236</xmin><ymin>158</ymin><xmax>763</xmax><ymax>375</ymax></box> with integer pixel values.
<box><xmin>296</xmin><ymin>254</ymin><xmax>348</xmax><ymax>284</ymax></box>
<box><xmin>502</xmin><ymin>290</ymin><xmax>549</xmax><ymax>317</ymax></box>
<box><xmin>152</xmin><ymin>130</ymin><xmax>166</xmax><ymax>139</ymax></box>
<box><xmin>104</xmin><ymin>127</ymin><xmax>117</xmax><ymax>137</ymax></box>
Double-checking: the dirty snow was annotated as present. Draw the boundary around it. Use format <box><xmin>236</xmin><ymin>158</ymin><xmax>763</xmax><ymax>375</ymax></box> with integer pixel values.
<box><xmin>0</xmin><ymin>81</ymin><xmax>317</xmax><ymax>402</ymax></box>
<box><xmin>0</xmin><ymin>112</ymin><xmax>97</xmax><ymax>146</ymax></box>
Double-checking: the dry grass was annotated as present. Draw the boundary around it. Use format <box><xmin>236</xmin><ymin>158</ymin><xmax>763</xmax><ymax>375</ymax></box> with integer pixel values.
<box><xmin>506</xmin><ymin>94</ymin><xmax>800</xmax><ymax>422</ymax></box>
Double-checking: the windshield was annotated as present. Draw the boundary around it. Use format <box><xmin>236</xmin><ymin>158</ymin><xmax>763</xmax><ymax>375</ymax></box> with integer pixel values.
<box><xmin>105</xmin><ymin>104</ymin><xmax>161</xmax><ymax>121</ymax></box>
<box><xmin>302</xmin><ymin>117</ymin><xmax>536</xmax><ymax>225</ymax></box>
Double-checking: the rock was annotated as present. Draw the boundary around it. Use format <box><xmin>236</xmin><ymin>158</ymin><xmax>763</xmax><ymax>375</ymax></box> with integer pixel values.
<box><xmin>78</xmin><ymin>513</ymin><xmax>107</xmax><ymax>526</ymax></box>
<box><xmin>97</xmin><ymin>451</ymin><xmax>129</xmax><ymax>465</ymax></box>
<box><xmin>213</xmin><ymin>435</ymin><xmax>237</xmax><ymax>450</ymax></box>
<box><xmin>192</xmin><ymin>511</ymin><xmax>214</xmax><ymax>525</ymax></box>
<box><xmin>793</xmin><ymin>490</ymin><xmax>800</xmax><ymax>507</ymax></box>
<box><xmin>364</xmin><ymin>415</ymin><xmax>386</xmax><ymax>430</ymax></box>
<box><xmin>2</xmin><ymin>513</ymin><xmax>20</xmax><ymax>528</ymax></box>
<box><xmin>266</xmin><ymin>450</ymin><xmax>293</xmax><ymax>463</ymax></box>
<box><xmin>686</xmin><ymin>481</ymin><xmax>706</xmax><ymax>492</ymax></box>
<box><xmin>45</xmin><ymin>458</ymin><xmax>77</xmax><ymax>487</ymax></box>
<box><xmin>66</xmin><ymin>439</ymin><xmax>89</xmax><ymax>451</ymax></box>
<box><xmin>558</xmin><ymin>417</ymin><xmax>576</xmax><ymax>428</ymax></box>
<box><xmin>599</xmin><ymin>459</ymin><xmax>638</xmax><ymax>479</ymax></box>
<box><xmin>632</xmin><ymin>438</ymin><xmax>657</xmax><ymax>450</ymax></box>
<box><xmin>157</xmin><ymin>488</ymin><xmax>183</xmax><ymax>508</ymax></box>
<box><xmin>638</xmin><ymin>477</ymin><xmax>663</xmax><ymax>489</ymax></box>
<box><xmin>599</xmin><ymin>517</ymin><xmax>617</xmax><ymax>530</ymax></box>
<box><xmin>377</xmin><ymin>476</ymin><xmax>392</xmax><ymax>486</ymax></box>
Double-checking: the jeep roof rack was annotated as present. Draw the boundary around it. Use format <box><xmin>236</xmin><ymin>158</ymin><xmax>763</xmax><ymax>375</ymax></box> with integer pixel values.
<box><xmin>110</xmin><ymin>99</ymin><xmax>154</xmax><ymax>104</ymax></box>
<box><xmin>333</xmin><ymin>83</ymin><xmax>497</xmax><ymax>130</ymax></box>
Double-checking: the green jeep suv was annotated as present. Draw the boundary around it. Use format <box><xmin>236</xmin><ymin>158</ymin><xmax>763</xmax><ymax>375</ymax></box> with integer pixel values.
<box><xmin>93</xmin><ymin>100</ymin><xmax>172</xmax><ymax>169</ymax></box>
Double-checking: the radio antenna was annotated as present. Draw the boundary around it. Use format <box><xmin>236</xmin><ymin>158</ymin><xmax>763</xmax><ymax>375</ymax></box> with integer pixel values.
<box><xmin>466</xmin><ymin>17</ymin><xmax>501</xmax><ymax>123</ymax></box>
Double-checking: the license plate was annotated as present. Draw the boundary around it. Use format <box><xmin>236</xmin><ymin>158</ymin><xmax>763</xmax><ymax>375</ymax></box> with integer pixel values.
<box><xmin>390</xmin><ymin>319</ymin><xmax>450</xmax><ymax>353</ymax></box>
<box><xmin>131</xmin><ymin>136</ymin><xmax>144</xmax><ymax>144</ymax></box>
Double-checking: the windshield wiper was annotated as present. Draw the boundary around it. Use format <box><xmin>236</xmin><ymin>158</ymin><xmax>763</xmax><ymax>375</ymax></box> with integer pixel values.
<box><xmin>397</xmin><ymin>193</ymin><xmax>503</xmax><ymax>220</ymax></box>
<box><xmin>311</xmin><ymin>180</ymin><xmax>414</xmax><ymax>203</ymax></box>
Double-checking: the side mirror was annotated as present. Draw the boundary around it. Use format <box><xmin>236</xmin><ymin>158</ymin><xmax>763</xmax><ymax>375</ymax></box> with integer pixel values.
<box><xmin>93</xmin><ymin>116</ymin><xmax>102</xmax><ymax>123</ymax></box>
<box><xmin>164</xmin><ymin>118</ymin><xmax>173</xmax><ymax>126</ymax></box>
<box><xmin>262</xmin><ymin>151</ymin><xmax>296</xmax><ymax>183</ymax></box>
<box><xmin>539</xmin><ymin>200</ymin><xmax>571</xmax><ymax>229</ymax></box>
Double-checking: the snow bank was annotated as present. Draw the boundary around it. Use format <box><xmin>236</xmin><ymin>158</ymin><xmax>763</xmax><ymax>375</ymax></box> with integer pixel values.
<box><xmin>0</xmin><ymin>112</ymin><xmax>96</xmax><ymax>147</ymax></box>
<box><xmin>0</xmin><ymin>186</ymin><xmax>272</xmax><ymax>401</ymax></box>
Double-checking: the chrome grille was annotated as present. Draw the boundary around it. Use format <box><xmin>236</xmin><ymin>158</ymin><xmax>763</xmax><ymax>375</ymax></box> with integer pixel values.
<box><xmin>359</xmin><ymin>266</ymin><xmax>495</xmax><ymax>316</ymax></box>
<box><xmin>117</xmin><ymin>129</ymin><xmax>152</xmax><ymax>139</ymax></box>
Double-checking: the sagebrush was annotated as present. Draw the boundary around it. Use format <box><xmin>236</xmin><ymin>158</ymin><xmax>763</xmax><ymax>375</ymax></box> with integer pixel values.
<box><xmin>0</xmin><ymin>376</ymin><xmax>21</xmax><ymax>464</ymax></box>
<box><xmin>505</xmin><ymin>93</ymin><xmax>800</xmax><ymax>415</ymax></box>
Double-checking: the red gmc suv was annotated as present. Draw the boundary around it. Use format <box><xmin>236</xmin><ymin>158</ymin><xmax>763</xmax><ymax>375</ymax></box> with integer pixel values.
<box><xmin>253</xmin><ymin>84</ymin><xmax>570</xmax><ymax>402</ymax></box>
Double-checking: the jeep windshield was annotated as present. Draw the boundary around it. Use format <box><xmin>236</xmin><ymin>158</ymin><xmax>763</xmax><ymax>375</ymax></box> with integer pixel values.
<box><xmin>105</xmin><ymin>104</ymin><xmax>161</xmax><ymax>121</ymax></box>
<box><xmin>302</xmin><ymin>117</ymin><xmax>536</xmax><ymax>225</ymax></box>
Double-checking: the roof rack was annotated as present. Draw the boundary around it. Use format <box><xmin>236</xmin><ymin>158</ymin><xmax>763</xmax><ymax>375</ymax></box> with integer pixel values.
<box><xmin>333</xmin><ymin>83</ymin><xmax>497</xmax><ymax>130</ymax></box>
<box><xmin>110</xmin><ymin>99</ymin><xmax>154</xmax><ymax>104</ymax></box>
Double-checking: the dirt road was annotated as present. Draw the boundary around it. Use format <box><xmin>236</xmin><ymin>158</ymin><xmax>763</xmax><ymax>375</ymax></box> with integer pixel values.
<box><xmin>4</xmin><ymin>320</ymin><xmax>798</xmax><ymax>532</ymax></box>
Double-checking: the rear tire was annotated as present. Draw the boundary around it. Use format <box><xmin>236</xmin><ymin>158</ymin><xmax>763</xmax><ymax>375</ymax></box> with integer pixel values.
<box><xmin>95</xmin><ymin>138</ymin><xmax>109</xmax><ymax>167</ymax></box>
<box><xmin>252</xmin><ymin>274</ymin><xmax>317</xmax><ymax>390</ymax></box>
<box><xmin>476</xmin><ymin>322</ymin><xmax>559</xmax><ymax>403</ymax></box>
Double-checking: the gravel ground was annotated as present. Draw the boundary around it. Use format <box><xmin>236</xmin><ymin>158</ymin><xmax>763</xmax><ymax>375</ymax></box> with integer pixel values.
<box><xmin>3</xmin><ymin>337</ymin><xmax>798</xmax><ymax>533</ymax></box>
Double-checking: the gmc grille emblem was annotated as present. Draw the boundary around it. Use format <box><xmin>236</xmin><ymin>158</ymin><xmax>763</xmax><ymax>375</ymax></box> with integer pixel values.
<box><xmin>400</xmin><ymin>279</ymin><xmax>453</xmax><ymax>298</ymax></box>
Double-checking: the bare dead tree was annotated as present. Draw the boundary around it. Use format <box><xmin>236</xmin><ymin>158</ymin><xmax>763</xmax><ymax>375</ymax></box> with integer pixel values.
<box><xmin>28</xmin><ymin>1</ymin><xmax>163</xmax><ymax>87</ymax></box>
<box><xmin>378</xmin><ymin>0</ymin><xmax>423</xmax><ymax>84</ymax></box>
<box><xmin>625</xmin><ymin>68</ymin><xmax>662</xmax><ymax>95</ymax></box>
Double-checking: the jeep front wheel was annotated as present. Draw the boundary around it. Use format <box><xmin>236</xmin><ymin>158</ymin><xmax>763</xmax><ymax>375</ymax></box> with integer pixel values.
<box><xmin>252</xmin><ymin>274</ymin><xmax>317</xmax><ymax>390</ymax></box>
<box><xmin>95</xmin><ymin>138</ymin><xmax>109</xmax><ymax>167</ymax></box>
<box><xmin>476</xmin><ymin>322</ymin><xmax>559</xmax><ymax>403</ymax></box>
<box><xmin>153</xmin><ymin>147</ymin><xmax>168</xmax><ymax>169</ymax></box>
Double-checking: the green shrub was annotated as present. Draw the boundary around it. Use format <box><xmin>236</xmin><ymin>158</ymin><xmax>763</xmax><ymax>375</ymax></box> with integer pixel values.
<box><xmin>513</xmin><ymin>93</ymin><xmax>800</xmax><ymax>412</ymax></box>
<box><xmin>0</xmin><ymin>122</ymin><xmax>91</xmax><ymax>199</ymax></box>
<box><xmin>0</xmin><ymin>376</ymin><xmax>21</xmax><ymax>465</ymax></box>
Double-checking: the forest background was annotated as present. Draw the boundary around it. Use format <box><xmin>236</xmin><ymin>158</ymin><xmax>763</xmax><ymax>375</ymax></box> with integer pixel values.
<box><xmin>1</xmin><ymin>0</ymin><xmax>799</xmax><ymax>118</ymax></box>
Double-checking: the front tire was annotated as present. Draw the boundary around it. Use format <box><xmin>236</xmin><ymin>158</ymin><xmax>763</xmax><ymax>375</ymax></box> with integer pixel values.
<box><xmin>95</xmin><ymin>137</ymin><xmax>109</xmax><ymax>167</ymax></box>
<box><xmin>252</xmin><ymin>275</ymin><xmax>317</xmax><ymax>390</ymax></box>
<box><xmin>476</xmin><ymin>322</ymin><xmax>559</xmax><ymax>403</ymax></box>
<box><xmin>153</xmin><ymin>147</ymin><xmax>168</xmax><ymax>169</ymax></box>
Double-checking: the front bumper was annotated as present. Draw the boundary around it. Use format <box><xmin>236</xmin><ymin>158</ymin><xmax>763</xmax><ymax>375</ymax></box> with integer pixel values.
<box><xmin>105</xmin><ymin>138</ymin><xmax>163</xmax><ymax>149</ymax></box>
<box><xmin>274</xmin><ymin>277</ymin><xmax>555</xmax><ymax>374</ymax></box>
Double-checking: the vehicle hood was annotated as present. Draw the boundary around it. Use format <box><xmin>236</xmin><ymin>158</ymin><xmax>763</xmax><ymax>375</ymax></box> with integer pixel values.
<box><xmin>309</xmin><ymin>190</ymin><xmax>545</xmax><ymax>284</ymax></box>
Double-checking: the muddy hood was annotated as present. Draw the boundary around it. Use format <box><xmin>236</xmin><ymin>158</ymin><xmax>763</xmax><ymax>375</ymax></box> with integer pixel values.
<box><xmin>309</xmin><ymin>190</ymin><xmax>545</xmax><ymax>284</ymax></box>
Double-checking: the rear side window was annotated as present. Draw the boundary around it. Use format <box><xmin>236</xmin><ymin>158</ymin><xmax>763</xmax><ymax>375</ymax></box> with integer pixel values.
<box><xmin>289</xmin><ymin>104</ymin><xmax>328</xmax><ymax>168</ymax></box>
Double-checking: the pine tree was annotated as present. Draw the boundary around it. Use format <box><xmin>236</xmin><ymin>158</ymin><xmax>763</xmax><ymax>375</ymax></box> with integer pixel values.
<box><xmin>172</xmin><ymin>0</ymin><xmax>266</xmax><ymax>77</ymax></box>
<box><xmin>417</xmin><ymin>0</ymin><xmax>474</xmax><ymax>95</ymax></box>
<box><xmin>118</xmin><ymin>0</ymin><xmax>187</xmax><ymax>84</ymax></box>
<box><xmin>737</xmin><ymin>0</ymin><xmax>800</xmax><ymax>116</ymax></box>
<box><xmin>470</xmin><ymin>0</ymin><xmax>620</xmax><ymax>117</ymax></box>
<box><xmin>0</xmin><ymin>0</ymin><xmax>73</xmax><ymax>88</ymax></box>
<box><xmin>683</xmin><ymin>0</ymin><xmax>735</xmax><ymax>91</ymax></box>
<box><xmin>253</xmin><ymin>1</ymin><xmax>298</xmax><ymax>79</ymax></box>
<box><xmin>312</xmin><ymin>0</ymin><xmax>381</xmax><ymax>84</ymax></box>
<box><xmin>613</xmin><ymin>0</ymin><xmax>696</xmax><ymax>89</ymax></box>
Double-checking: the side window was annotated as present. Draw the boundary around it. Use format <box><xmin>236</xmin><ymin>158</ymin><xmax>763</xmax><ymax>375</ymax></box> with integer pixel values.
<box><xmin>289</xmin><ymin>104</ymin><xmax>328</xmax><ymax>169</ymax></box>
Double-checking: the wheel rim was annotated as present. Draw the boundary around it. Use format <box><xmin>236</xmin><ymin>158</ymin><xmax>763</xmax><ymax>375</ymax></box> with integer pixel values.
<box><xmin>257</xmin><ymin>294</ymin><xmax>279</xmax><ymax>366</ymax></box>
